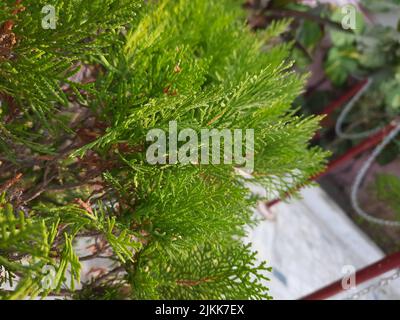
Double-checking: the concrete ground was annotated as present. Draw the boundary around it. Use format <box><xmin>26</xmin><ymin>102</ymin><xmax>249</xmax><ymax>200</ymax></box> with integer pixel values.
<box><xmin>248</xmin><ymin>186</ymin><xmax>400</xmax><ymax>300</ymax></box>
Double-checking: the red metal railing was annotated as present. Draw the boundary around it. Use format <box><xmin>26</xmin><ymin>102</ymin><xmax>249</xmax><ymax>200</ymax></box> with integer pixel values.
<box><xmin>268</xmin><ymin>79</ymin><xmax>400</xmax><ymax>300</ymax></box>
<box><xmin>266</xmin><ymin>119</ymin><xmax>397</xmax><ymax>207</ymax></box>
<box><xmin>319</xmin><ymin>79</ymin><xmax>369</xmax><ymax>126</ymax></box>
<box><xmin>266</xmin><ymin>78</ymin><xmax>398</xmax><ymax>208</ymax></box>
<box><xmin>300</xmin><ymin>252</ymin><xmax>400</xmax><ymax>300</ymax></box>
<box><xmin>313</xmin><ymin>79</ymin><xmax>369</xmax><ymax>140</ymax></box>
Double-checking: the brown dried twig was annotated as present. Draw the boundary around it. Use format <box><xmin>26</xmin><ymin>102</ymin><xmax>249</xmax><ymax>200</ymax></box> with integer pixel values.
<box><xmin>0</xmin><ymin>173</ymin><xmax>22</xmax><ymax>194</ymax></box>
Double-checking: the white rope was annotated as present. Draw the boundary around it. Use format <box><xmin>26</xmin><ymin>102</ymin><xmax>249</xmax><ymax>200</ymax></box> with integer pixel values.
<box><xmin>332</xmin><ymin>77</ymin><xmax>400</xmax><ymax>226</ymax></box>
<box><xmin>350</xmin><ymin>121</ymin><xmax>400</xmax><ymax>227</ymax></box>
<box><xmin>335</xmin><ymin>78</ymin><xmax>383</xmax><ymax>139</ymax></box>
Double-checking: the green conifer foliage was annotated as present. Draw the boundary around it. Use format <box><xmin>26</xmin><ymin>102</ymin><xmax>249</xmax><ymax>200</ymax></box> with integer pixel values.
<box><xmin>0</xmin><ymin>0</ymin><xmax>327</xmax><ymax>299</ymax></box>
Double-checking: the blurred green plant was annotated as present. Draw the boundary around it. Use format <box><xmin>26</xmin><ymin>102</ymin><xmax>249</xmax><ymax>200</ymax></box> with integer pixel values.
<box><xmin>375</xmin><ymin>173</ymin><xmax>400</xmax><ymax>220</ymax></box>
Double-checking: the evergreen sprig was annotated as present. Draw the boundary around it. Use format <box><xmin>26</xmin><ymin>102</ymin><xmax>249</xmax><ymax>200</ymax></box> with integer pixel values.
<box><xmin>0</xmin><ymin>0</ymin><xmax>327</xmax><ymax>299</ymax></box>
